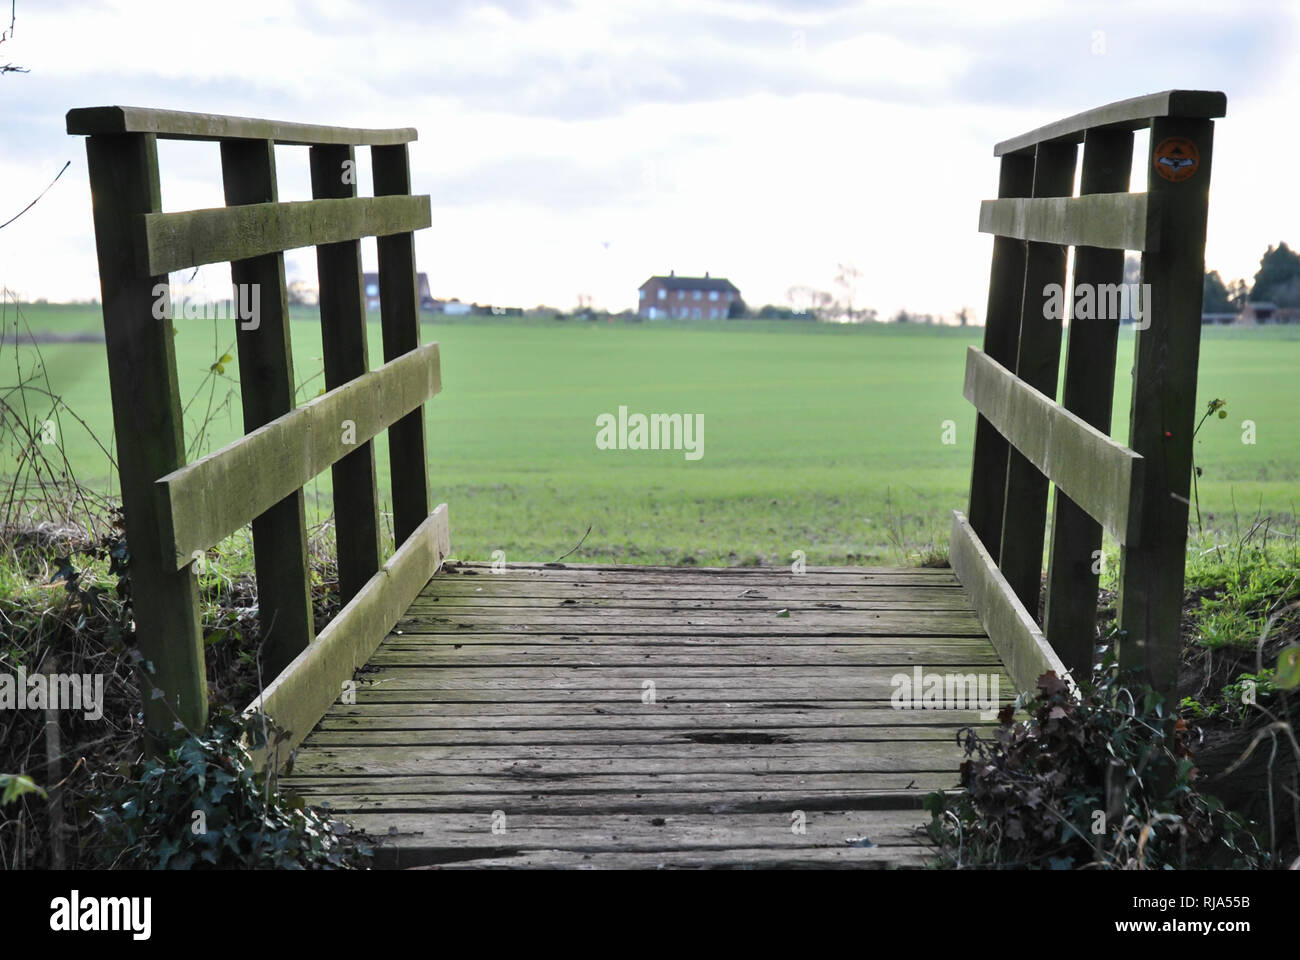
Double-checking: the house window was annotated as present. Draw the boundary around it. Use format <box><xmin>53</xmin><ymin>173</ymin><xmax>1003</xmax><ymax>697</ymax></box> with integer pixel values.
<box><xmin>693</xmin><ymin>290</ymin><xmax>702</xmax><ymax>300</ymax></box>
<box><xmin>694</xmin><ymin>307</ymin><xmax>701</xmax><ymax>318</ymax></box>
<box><xmin>709</xmin><ymin>291</ymin><xmax>718</xmax><ymax>301</ymax></box>
<box><xmin>678</xmin><ymin>291</ymin><xmax>684</xmax><ymax>300</ymax></box>
<box><xmin>709</xmin><ymin>308</ymin><xmax>718</xmax><ymax>318</ymax></box>
<box><xmin>639</xmin><ymin>289</ymin><xmax>646</xmax><ymax>299</ymax></box>
<box><xmin>366</xmin><ymin>283</ymin><xmax>379</xmax><ymax>296</ymax></box>
<box><xmin>658</xmin><ymin>289</ymin><xmax>666</xmax><ymax>300</ymax></box>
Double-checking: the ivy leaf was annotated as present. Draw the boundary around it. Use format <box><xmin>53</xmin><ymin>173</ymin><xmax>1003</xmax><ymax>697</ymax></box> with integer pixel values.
<box><xmin>1276</xmin><ymin>644</ymin><xmax>1300</xmax><ymax>690</ymax></box>
<box><xmin>0</xmin><ymin>774</ymin><xmax>48</xmax><ymax>807</ymax></box>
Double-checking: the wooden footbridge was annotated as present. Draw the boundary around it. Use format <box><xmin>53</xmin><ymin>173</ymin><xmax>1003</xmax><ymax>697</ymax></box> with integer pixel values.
<box><xmin>70</xmin><ymin>89</ymin><xmax>1224</xmax><ymax>868</ymax></box>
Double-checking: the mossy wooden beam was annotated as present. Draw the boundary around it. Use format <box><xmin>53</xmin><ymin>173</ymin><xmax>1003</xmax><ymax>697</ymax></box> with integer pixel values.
<box><xmin>978</xmin><ymin>192</ymin><xmax>1153</xmax><ymax>251</ymax></box>
<box><xmin>964</xmin><ymin>347</ymin><xmax>1144</xmax><ymax>546</ymax></box>
<box><xmin>157</xmin><ymin>343</ymin><xmax>441</xmax><ymax>568</ymax></box>
<box><xmin>1043</xmin><ymin>128</ymin><xmax>1135</xmax><ymax>678</ymax></box>
<box><xmin>84</xmin><ymin>132</ymin><xmax>208</xmax><ymax>739</ymax></box>
<box><xmin>247</xmin><ymin>504</ymin><xmax>451</xmax><ymax>772</ymax></box>
<box><xmin>949</xmin><ymin>511</ymin><xmax>1073</xmax><ymax>697</ymax></box>
<box><xmin>220</xmin><ymin>137</ymin><xmax>315</xmax><ymax>679</ymax></box>
<box><xmin>1118</xmin><ymin>115</ymin><xmax>1218</xmax><ymax>695</ymax></box>
<box><xmin>67</xmin><ymin>105</ymin><xmax>416</xmax><ymax>146</ymax></box>
<box><xmin>139</xmin><ymin>195</ymin><xmax>432</xmax><ymax>275</ymax></box>
<box><xmin>993</xmin><ymin>90</ymin><xmax>1226</xmax><ymax>156</ymax></box>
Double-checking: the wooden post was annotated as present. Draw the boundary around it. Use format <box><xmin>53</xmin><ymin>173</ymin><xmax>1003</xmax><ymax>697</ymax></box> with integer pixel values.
<box><xmin>1044</xmin><ymin>129</ymin><xmax>1134</xmax><ymax>676</ymax></box>
<box><xmin>1118</xmin><ymin>117</ymin><xmax>1216</xmax><ymax>694</ymax></box>
<box><xmin>220</xmin><ymin>138</ymin><xmax>315</xmax><ymax>680</ymax></box>
<box><xmin>998</xmin><ymin>141</ymin><xmax>1077</xmax><ymax>615</ymax></box>
<box><xmin>967</xmin><ymin>152</ymin><xmax>1034</xmax><ymax>559</ymax></box>
<box><xmin>310</xmin><ymin>144</ymin><xmax>383</xmax><ymax>602</ymax></box>
<box><xmin>372</xmin><ymin>143</ymin><xmax>431</xmax><ymax>547</ymax></box>
<box><xmin>84</xmin><ymin>133</ymin><xmax>208</xmax><ymax>736</ymax></box>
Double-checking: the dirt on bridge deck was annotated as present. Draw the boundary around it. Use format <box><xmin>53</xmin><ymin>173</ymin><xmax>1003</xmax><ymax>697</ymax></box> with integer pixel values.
<box><xmin>280</xmin><ymin>562</ymin><xmax>1013</xmax><ymax>868</ymax></box>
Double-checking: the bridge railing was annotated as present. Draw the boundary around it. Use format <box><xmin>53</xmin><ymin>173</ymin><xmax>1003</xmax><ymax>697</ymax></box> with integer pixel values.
<box><xmin>68</xmin><ymin>106</ymin><xmax>449</xmax><ymax>758</ymax></box>
<box><xmin>950</xmin><ymin>90</ymin><xmax>1226</xmax><ymax>697</ymax></box>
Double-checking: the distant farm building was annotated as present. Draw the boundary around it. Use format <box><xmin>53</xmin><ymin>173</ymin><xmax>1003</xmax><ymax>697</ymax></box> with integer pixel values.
<box><xmin>639</xmin><ymin>271</ymin><xmax>740</xmax><ymax>319</ymax></box>
<box><xmin>363</xmin><ymin>271</ymin><xmax>434</xmax><ymax>311</ymax></box>
<box><xmin>1239</xmin><ymin>301</ymin><xmax>1300</xmax><ymax>324</ymax></box>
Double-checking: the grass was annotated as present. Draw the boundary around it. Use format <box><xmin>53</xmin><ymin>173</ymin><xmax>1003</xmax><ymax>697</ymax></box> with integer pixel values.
<box><xmin>4</xmin><ymin>301</ymin><xmax>1300</xmax><ymax>567</ymax></box>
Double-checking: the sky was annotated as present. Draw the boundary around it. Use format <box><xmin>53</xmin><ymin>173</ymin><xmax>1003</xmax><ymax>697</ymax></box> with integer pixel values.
<box><xmin>2</xmin><ymin>0</ymin><xmax>1298</xmax><ymax>319</ymax></box>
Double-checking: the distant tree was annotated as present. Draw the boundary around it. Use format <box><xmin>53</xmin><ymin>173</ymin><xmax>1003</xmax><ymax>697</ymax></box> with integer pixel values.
<box><xmin>756</xmin><ymin>304</ymin><xmax>800</xmax><ymax>319</ymax></box>
<box><xmin>786</xmin><ymin>285</ymin><xmax>833</xmax><ymax>319</ymax></box>
<box><xmin>833</xmin><ymin>262</ymin><xmax>862</xmax><ymax>321</ymax></box>
<box><xmin>893</xmin><ymin>309</ymin><xmax>911</xmax><ymax>323</ymax></box>
<box><xmin>1202</xmin><ymin>270</ymin><xmax>1232</xmax><ymax>313</ymax></box>
<box><xmin>1251</xmin><ymin>242</ymin><xmax>1300</xmax><ymax>306</ymax></box>
<box><xmin>955</xmin><ymin>306</ymin><xmax>973</xmax><ymax>327</ymax></box>
<box><xmin>1228</xmin><ymin>278</ymin><xmax>1250</xmax><ymax>313</ymax></box>
<box><xmin>727</xmin><ymin>297</ymin><xmax>747</xmax><ymax>318</ymax></box>
<box><xmin>1123</xmin><ymin>254</ymin><xmax>1140</xmax><ymax>286</ymax></box>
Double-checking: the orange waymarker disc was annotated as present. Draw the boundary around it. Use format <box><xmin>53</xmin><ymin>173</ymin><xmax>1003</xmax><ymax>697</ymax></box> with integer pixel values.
<box><xmin>1153</xmin><ymin>136</ymin><xmax>1199</xmax><ymax>182</ymax></box>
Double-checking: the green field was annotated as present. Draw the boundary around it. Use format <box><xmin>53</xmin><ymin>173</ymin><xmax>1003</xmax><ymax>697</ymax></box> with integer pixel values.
<box><xmin>4</xmin><ymin>301</ymin><xmax>1299</xmax><ymax>566</ymax></box>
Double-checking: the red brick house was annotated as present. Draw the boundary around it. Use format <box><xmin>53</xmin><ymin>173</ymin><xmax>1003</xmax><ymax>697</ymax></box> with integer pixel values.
<box><xmin>638</xmin><ymin>271</ymin><xmax>740</xmax><ymax>319</ymax></box>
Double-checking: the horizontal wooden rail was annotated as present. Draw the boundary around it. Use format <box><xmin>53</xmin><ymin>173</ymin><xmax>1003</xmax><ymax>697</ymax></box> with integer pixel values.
<box><xmin>963</xmin><ymin>347</ymin><xmax>1144</xmax><ymax>545</ymax></box>
<box><xmin>994</xmin><ymin>89</ymin><xmax>1226</xmax><ymax>156</ymax></box>
<box><xmin>978</xmin><ymin>193</ymin><xmax>1153</xmax><ymax>251</ymax></box>
<box><xmin>141</xmin><ymin>195</ymin><xmax>431</xmax><ymax>275</ymax></box>
<box><xmin>246</xmin><ymin>504</ymin><xmax>450</xmax><ymax>770</ymax></box>
<box><xmin>67</xmin><ymin>105</ymin><xmax>417</xmax><ymax>146</ymax></box>
<box><xmin>949</xmin><ymin>511</ymin><xmax>1073</xmax><ymax>695</ymax></box>
<box><xmin>158</xmin><ymin>342</ymin><xmax>441</xmax><ymax>568</ymax></box>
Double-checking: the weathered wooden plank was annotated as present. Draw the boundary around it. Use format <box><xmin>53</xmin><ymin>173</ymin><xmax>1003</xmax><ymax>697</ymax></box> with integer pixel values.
<box><xmin>83</xmin><ymin>132</ymin><xmax>208</xmax><ymax>737</ymax></box>
<box><xmin>964</xmin><ymin>347</ymin><xmax>1143</xmax><ymax>545</ymax></box>
<box><xmin>436</xmin><ymin>564</ymin><xmax>956</xmax><ymax>580</ymax></box>
<box><xmin>339</xmin><ymin>811</ymin><xmax>933</xmax><ymax>865</ymax></box>
<box><xmin>421</xmin><ymin>580</ymin><xmax>961</xmax><ymax>595</ymax></box>
<box><xmin>372</xmin><ymin>142</ymin><xmax>432</xmax><ymax>546</ymax></box>
<box><xmin>158</xmin><ymin>343</ymin><xmax>440</xmax><ymax>567</ymax></box>
<box><xmin>139</xmin><ymin>195</ymin><xmax>432</xmax><ymax>274</ymax></box>
<box><xmin>367</xmin><ymin>650</ymin><xmax>1005</xmax><ymax>669</ymax></box>
<box><xmin>333</xmin><ymin>686</ymin><xmax>997</xmax><ymax>705</ymax></box>
<box><xmin>282</xmin><ymin>771</ymin><xmax>957</xmax><ymax>793</ymax></box>
<box><xmin>221</xmin><ymin>137</ymin><xmax>315</xmax><ymax>679</ymax></box>
<box><xmin>288</xmin><ymin>786</ymin><xmax>949</xmax><ymax>814</ymax></box>
<box><xmin>993</xmin><ymin>89</ymin><xmax>1226</xmax><ymax>156</ymax></box>
<box><xmin>949</xmin><ymin>511</ymin><xmax>1072</xmax><ymax>695</ymax></box>
<box><xmin>427</xmin><ymin>845</ymin><xmax>931</xmax><ymax>869</ymax></box>
<box><xmin>1043</xmin><ymin>127</ymin><xmax>1134</xmax><ymax>676</ymax></box>
<box><xmin>294</xmin><ymin>750</ymin><xmax>965</xmax><ymax>776</ymax></box>
<box><xmin>349</xmin><ymin>809</ymin><xmax>930</xmax><ymax>839</ymax></box>
<box><xmin>295</xmin><ymin>740</ymin><xmax>965</xmax><ymax>770</ymax></box>
<box><xmin>449</xmin><ymin>562</ymin><xmax>957</xmax><ymax>575</ymax></box>
<box><xmin>968</xmin><ymin>151</ymin><xmax>1034</xmax><ymax>560</ymax></box>
<box><xmin>392</xmin><ymin>613</ymin><xmax>985</xmax><ymax>634</ymax></box>
<box><xmin>313</xmin><ymin>708</ymin><xmax>1005</xmax><ymax>729</ymax></box>
<box><xmin>307</xmin><ymin>724</ymin><xmax>995</xmax><ymax>744</ymax></box>
<box><xmin>997</xmin><ymin>139</ymin><xmax>1076</xmax><ymax>616</ymax></box>
<box><xmin>247</xmin><ymin>504</ymin><xmax>450</xmax><ymax>770</ymax></box>
<box><xmin>310</xmin><ymin>143</ymin><xmax>382</xmax><ymax>604</ymax></box>
<box><xmin>1118</xmin><ymin>116</ymin><xmax>1217</xmax><ymax>695</ymax></box>
<box><xmin>408</xmin><ymin>595</ymin><xmax>975</xmax><ymax>611</ymax></box>
<box><xmin>978</xmin><ymin>193</ymin><xmax>1152</xmax><ymax>250</ymax></box>
<box><xmin>379</xmin><ymin>635</ymin><xmax>997</xmax><ymax>651</ymax></box>
<box><xmin>67</xmin><ymin>105</ymin><xmax>417</xmax><ymax>146</ymax></box>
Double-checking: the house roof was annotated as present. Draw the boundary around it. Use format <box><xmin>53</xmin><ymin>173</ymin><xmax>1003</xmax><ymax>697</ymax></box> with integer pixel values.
<box><xmin>640</xmin><ymin>274</ymin><xmax>739</xmax><ymax>293</ymax></box>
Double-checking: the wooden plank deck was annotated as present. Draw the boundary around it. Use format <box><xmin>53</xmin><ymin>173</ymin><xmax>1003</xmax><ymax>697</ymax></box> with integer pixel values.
<box><xmin>282</xmin><ymin>562</ymin><xmax>1015</xmax><ymax>869</ymax></box>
